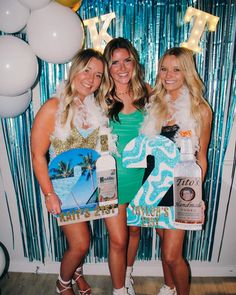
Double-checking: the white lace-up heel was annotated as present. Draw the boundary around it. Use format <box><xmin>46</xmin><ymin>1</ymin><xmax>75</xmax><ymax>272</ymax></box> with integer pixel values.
<box><xmin>56</xmin><ymin>275</ymin><xmax>74</xmax><ymax>294</ymax></box>
<box><xmin>73</xmin><ymin>266</ymin><xmax>91</xmax><ymax>295</ymax></box>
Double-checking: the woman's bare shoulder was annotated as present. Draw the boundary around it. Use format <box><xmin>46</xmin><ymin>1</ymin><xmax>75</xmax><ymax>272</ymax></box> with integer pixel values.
<box><xmin>32</xmin><ymin>97</ymin><xmax>60</xmax><ymax>132</ymax></box>
<box><xmin>42</xmin><ymin>97</ymin><xmax>59</xmax><ymax>110</ymax></box>
<box><xmin>36</xmin><ymin>97</ymin><xmax>60</xmax><ymax>117</ymax></box>
<box><xmin>199</xmin><ymin>102</ymin><xmax>212</xmax><ymax>121</ymax></box>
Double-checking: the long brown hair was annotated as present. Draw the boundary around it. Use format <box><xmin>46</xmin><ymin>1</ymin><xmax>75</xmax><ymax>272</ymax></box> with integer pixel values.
<box><xmin>99</xmin><ymin>37</ymin><xmax>148</xmax><ymax>121</ymax></box>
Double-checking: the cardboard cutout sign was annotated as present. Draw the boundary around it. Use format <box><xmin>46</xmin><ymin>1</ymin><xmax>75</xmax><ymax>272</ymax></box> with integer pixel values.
<box><xmin>123</xmin><ymin>135</ymin><xmax>180</xmax><ymax>228</ymax></box>
<box><xmin>49</xmin><ymin>148</ymin><xmax>118</xmax><ymax>225</ymax></box>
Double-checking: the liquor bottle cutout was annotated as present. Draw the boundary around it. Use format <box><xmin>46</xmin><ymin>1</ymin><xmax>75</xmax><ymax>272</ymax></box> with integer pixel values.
<box><xmin>173</xmin><ymin>130</ymin><xmax>203</xmax><ymax>230</ymax></box>
<box><xmin>96</xmin><ymin>134</ymin><xmax>118</xmax><ymax>206</ymax></box>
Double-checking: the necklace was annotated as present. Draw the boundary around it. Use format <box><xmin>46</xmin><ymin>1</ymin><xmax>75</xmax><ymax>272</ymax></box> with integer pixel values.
<box><xmin>115</xmin><ymin>89</ymin><xmax>130</xmax><ymax>96</ymax></box>
<box><xmin>165</xmin><ymin>99</ymin><xmax>176</xmax><ymax>123</ymax></box>
<box><xmin>74</xmin><ymin>96</ymin><xmax>88</xmax><ymax>126</ymax></box>
<box><xmin>74</xmin><ymin>96</ymin><xmax>84</xmax><ymax>107</ymax></box>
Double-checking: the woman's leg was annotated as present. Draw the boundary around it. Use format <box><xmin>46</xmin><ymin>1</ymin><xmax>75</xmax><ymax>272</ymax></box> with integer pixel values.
<box><xmin>58</xmin><ymin>222</ymin><xmax>91</xmax><ymax>293</ymax></box>
<box><xmin>158</xmin><ymin>228</ymin><xmax>189</xmax><ymax>295</ymax></box>
<box><xmin>127</xmin><ymin>226</ymin><xmax>140</xmax><ymax>267</ymax></box>
<box><xmin>125</xmin><ymin>226</ymin><xmax>140</xmax><ymax>294</ymax></box>
<box><xmin>156</xmin><ymin>228</ymin><xmax>175</xmax><ymax>290</ymax></box>
<box><xmin>105</xmin><ymin>204</ymin><xmax>128</xmax><ymax>289</ymax></box>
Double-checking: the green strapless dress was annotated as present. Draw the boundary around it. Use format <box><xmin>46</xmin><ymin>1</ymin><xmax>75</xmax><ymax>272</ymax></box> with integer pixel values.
<box><xmin>109</xmin><ymin>111</ymin><xmax>145</xmax><ymax>204</ymax></box>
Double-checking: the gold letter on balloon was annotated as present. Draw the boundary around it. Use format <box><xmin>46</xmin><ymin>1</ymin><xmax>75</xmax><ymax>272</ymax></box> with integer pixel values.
<box><xmin>181</xmin><ymin>7</ymin><xmax>219</xmax><ymax>53</ymax></box>
<box><xmin>84</xmin><ymin>12</ymin><xmax>116</xmax><ymax>52</ymax></box>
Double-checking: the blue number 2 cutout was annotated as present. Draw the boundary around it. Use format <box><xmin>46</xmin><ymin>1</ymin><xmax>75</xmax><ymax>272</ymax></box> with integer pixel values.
<box><xmin>122</xmin><ymin>134</ymin><xmax>180</xmax><ymax>228</ymax></box>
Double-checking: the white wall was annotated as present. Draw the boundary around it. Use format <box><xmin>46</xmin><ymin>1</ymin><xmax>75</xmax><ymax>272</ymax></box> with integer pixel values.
<box><xmin>212</xmin><ymin>115</ymin><xmax>236</xmax><ymax>266</ymax></box>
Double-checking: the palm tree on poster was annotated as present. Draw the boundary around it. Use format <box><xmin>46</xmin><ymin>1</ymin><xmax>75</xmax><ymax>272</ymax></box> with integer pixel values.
<box><xmin>77</xmin><ymin>152</ymin><xmax>96</xmax><ymax>189</ymax></box>
<box><xmin>49</xmin><ymin>160</ymin><xmax>74</xmax><ymax>179</ymax></box>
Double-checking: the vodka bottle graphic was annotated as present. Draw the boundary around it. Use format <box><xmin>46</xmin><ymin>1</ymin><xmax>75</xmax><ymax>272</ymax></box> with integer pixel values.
<box><xmin>173</xmin><ymin>131</ymin><xmax>203</xmax><ymax>230</ymax></box>
<box><xmin>96</xmin><ymin>134</ymin><xmax>118</xmax><ymax>205</ymax></box>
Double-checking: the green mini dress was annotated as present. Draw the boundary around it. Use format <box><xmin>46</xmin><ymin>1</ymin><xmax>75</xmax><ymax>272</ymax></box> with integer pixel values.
<box><xmin>110</xmin><ymin>110</ymin><xmax>145</xmax><ymax>204</ymax></box>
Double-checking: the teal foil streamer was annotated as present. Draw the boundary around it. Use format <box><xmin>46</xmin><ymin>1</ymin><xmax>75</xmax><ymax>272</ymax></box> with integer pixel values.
<box><xmin>0</xmin><ymin>0</ymin><xmax>235</xmax><ymax>264</ymax></box>
<box><xmin>1</xmin><ymin>111</ymin><xmax>46</xmax><ymax>262</ymax></box>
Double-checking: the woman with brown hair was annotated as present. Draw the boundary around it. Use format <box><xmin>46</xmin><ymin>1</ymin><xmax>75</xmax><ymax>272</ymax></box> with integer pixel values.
<box><xmin>99</xmin><ymin>37</ymin><xmax>151</xmax><ymax>295</ymax></box>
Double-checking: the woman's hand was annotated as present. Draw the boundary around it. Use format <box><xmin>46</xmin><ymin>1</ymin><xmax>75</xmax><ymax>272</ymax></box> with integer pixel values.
<box><xmin>44</xmin><ymin>192</ymin><xmax>62</xmax><ymax>215</ymax></box>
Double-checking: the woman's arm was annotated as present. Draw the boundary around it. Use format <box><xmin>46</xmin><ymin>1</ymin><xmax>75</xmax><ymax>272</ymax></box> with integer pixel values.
<box><xmin>196</xmin><ymin>103</ymin><xmax>213</xmax><ymax>180</ymax></box>
<box><xmin>31</xmin><ymin>97</ymin><xmax>62</xmax><ymax>214</ymax></box>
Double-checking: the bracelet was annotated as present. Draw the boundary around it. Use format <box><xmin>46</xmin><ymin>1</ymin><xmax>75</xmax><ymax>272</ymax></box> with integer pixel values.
<box><xmin>44</xmin><ymin>192</ymin><xmax>57</xmax><ymax>201</ymax></box>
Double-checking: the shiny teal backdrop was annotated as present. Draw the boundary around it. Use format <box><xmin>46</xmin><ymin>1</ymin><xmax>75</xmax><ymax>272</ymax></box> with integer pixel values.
<box><xmin>0</xmin><ymin>0</ymin><xmax>235</xmax><ymax>263</ymax></box>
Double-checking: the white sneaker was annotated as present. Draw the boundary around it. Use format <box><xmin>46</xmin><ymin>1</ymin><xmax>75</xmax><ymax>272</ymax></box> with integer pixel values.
<box><xmin>125</xmin><ymin>275</ymin><xmax>135</xmax><ymax>295</ymax></box>
<box><xmin>113</xmin><ymin>287</ymin><xmax>130</xmax><ymax>295</ymax></box>
<box><xmin>157</xmin><ymin>284</ymin><xmax>177</xmax><ymax>295</ymax></box>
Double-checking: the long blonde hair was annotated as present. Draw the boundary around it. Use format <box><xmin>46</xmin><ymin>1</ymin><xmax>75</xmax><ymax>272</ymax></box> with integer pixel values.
<box><xmin>151</xmin><ymin>47</ymin><xmax>211</xmax><ymax>136</ymax></box>
<box><xmin>60</xmin><ymin>48</ymin><xmax>109</xmax><ymax>126</ymax></box>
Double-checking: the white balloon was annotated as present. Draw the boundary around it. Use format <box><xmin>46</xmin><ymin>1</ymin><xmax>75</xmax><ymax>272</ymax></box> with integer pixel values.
<box><xmin>0</xmin><ymin>36</ymin><xmax>38</xmax><ymax>96</ymax></box>
<box><xmin>0</xmin><ymin>244</ymin><xmax>8</xmax><ymax>278</ymax></box>
<box><xmin>0</xmin><ymin>90</ymin><xmax>32</xmax><ymax>118</ymax></box>
<box><xmin>27</xmin><ymin>2</ymin><xmax>84</xmax><ymax>64</ymax></box>
<box><xmin>18</xmin><ymin>0</ymin><xmax>51</xmax><ymax>11</ymax></box>
<box><xmin>0</xmin><ymin>0</ymin><xmax>30</xmax><ymax>33</ymax></box>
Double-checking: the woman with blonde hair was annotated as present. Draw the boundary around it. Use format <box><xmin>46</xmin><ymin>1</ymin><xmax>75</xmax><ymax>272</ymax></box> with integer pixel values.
<box><xmin>31</xmin><ymin>48</ymin><xmax>115</xmax><ymax>295</ymax></box>
<box><xmin>141</xmin><ymin>47</ymin><xmax>212</xmax><ymax>295</ymax></box>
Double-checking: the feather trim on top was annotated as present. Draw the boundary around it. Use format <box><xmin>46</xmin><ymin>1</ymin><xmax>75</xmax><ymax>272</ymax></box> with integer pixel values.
<box><xmin>140</xmin><ymin>86</ymin><xmax>199</xmax><ymax>153</ymax></box>
<box><xmin>51</xmin><ymin>84</ymin><xmax>117</xmax><ymax>154</ymax></box>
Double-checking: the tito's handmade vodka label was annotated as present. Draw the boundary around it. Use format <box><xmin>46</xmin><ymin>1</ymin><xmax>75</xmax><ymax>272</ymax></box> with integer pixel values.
<box><xmin>174</xmin><ymin>176</ymin><xmax>202</xmax><ymax>228</ymax></box>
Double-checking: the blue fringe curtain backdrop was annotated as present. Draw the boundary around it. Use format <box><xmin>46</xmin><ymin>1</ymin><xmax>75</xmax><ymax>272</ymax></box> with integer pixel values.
<box><xmin>0</xmin><ymin>0</ymin><xmax>235</xmax><ymax>263</ymax></box>
<box><xmin>0</xmin><ymin>109</ymin><xmax>46</xmax><ymax>262</ymax></box>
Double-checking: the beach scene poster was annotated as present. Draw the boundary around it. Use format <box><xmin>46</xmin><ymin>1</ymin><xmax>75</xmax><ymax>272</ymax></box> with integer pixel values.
<box><xmin>48</xmin><ymin>148</ymin><xmax>118</xmax><ymax>225</ymax></box>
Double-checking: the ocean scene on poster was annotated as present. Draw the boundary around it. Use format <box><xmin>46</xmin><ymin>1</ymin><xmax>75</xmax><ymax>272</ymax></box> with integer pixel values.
<box><xmin>49</xmin><ymin>148</ymin><xmax>100</xmax><ymax>214</ymax></box>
